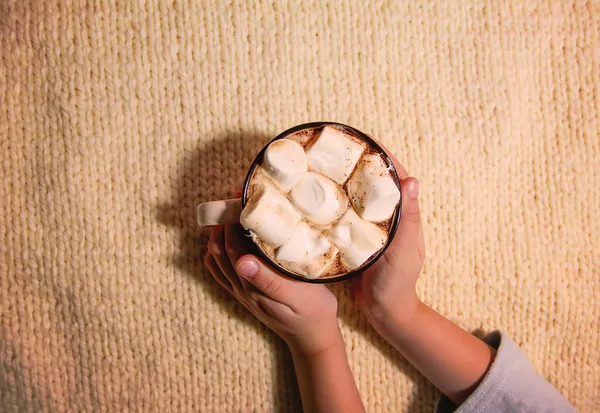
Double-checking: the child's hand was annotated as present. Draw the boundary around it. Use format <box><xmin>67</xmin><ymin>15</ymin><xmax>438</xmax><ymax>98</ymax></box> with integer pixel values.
<box><xmin>204</xmin><ymin>223</ymin><xmax>341</xmax><ymax>356</ymax></box>
<box><xmin>352</xmin><ymin>147</ymin><xmax>425</xmax><ymax>330</ymax></box>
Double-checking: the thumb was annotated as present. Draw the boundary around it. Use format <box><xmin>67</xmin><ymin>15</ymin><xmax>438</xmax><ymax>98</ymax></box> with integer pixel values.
<box><xmin>236</xmin><ymin>255</ymin><xmax>294</xmax><ymax>302</ymax></box>
<box><xmin>400</xmin><ymin>177</ymin><xmax>421</xmax><ymax>226</ymax></box>
<box><xmin>396</xmin><ymin>177</ymin><xmax>424</xmax><ymax>253</ymax></box>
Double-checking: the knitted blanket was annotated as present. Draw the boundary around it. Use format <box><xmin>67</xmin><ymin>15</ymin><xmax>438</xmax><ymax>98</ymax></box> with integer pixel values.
<box><xmin>1</xmin><ymin>1</ymin><xmax>598</xmax><ymax>412</ymax></box>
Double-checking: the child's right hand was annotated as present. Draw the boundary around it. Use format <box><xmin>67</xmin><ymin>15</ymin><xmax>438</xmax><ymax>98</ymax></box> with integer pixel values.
<box><xmin>352</xmin><ymin>148</ymin><xmax>425</xmax><ymax>331</ymax></box>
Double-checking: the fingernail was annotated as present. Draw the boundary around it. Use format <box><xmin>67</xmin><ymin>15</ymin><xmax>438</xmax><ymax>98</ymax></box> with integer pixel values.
<box><xmin>237</xmin><ymin>260</ymin><xmax>259</xmax><ymax>278</ymax></box>
<box><xmin>210</xmin><ymin>242</ymin><xmax>220</xmax><ymax>254</ymax></box>
<box><xmin>406</xmin><ymin>179</ymin><xmax>419</xmax><ymax>198</ymax></box>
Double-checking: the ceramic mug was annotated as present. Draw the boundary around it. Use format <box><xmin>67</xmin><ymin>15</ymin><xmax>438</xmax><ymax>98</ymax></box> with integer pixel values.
<box><xmin>197</xmin><ymin>121</ymin><xmax>403</xmax><ymax>283</ymax></box>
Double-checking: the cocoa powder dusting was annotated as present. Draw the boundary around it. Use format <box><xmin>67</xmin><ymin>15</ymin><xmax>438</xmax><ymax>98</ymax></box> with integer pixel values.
<box><xmin>245</xmin><ymin>124</ymin><xmax>399</xmax><ymax>280</ymax></box>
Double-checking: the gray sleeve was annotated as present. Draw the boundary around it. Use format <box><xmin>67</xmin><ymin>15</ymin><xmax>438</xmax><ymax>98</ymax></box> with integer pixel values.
<box><xmin>435</xmin><ymin>331</ymin><xmax>577</xmax><ymax>413</ymax></box>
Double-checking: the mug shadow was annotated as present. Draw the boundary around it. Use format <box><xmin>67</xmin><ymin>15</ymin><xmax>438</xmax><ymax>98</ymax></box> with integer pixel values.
<box><xmin>157</xmin><ymin>130</ymin><xmax>302</xmax><ymax>412</ymax></box>
<box><xmin>157</xmin><ymin>129</ymin><xmax>436</xmax><ymax>412</ymax></box>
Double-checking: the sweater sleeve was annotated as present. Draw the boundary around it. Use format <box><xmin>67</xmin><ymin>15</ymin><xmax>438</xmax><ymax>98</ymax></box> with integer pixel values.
<box><xmin>435</xmin><ymin>331</ymin><xmax>577</xmax><ymax>413</ymax></box>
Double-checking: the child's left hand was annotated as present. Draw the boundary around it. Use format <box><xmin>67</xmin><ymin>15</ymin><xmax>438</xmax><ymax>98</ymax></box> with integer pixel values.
<box><xmin>205</xmin><ymin>224</ymin><xmax>341</xmax><ymax>356</ymax></box>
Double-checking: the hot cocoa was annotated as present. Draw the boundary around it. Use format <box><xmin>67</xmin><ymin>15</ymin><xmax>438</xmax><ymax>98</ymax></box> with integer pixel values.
<box><xmin>240</xmin><ymin>125</ymin><xmax>401</xmax><ymax>280</ymax></box>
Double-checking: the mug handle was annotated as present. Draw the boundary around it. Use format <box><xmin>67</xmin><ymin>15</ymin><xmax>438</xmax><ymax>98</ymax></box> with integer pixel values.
<box><xmin>197</xmin><ymin>198</ymin><xmax>242</xmax><ymax>227</ymax></box>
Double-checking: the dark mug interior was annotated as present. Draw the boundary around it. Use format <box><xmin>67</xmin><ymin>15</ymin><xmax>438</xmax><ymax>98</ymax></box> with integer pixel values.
<box><xmin>241</xmin><ymin>121</ymin><xmax>403</xmax><ymax>284</ymax></box>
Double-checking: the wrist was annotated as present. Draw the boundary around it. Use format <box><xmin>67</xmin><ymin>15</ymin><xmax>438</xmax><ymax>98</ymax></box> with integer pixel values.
<box><xmin>286</xmin><ymin>324</ymin><xmax>345</xmax><ymax>359</ymax></box>
<box><xmin>372</xmin><ymin>297</ymin><xmax>424</xmax><ymax>335</ymax></box>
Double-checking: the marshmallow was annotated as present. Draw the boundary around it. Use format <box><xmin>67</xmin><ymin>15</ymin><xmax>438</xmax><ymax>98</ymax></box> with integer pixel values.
<box><xmin>347</xmin><ymin>154</ymin><xmax>401</xmax><ymax>222</ymax></box>
<box><xmin>305</xmin><ymin>126</ymin><xmax>365</xmax><ymax>184</ymax></box>
<box><xmin>275</xmin><ymin>222</ymin><xmax>338</xmax><ymax>279</ymax></box>
<box><xmin>331</xmin><ymin>208</ymin><xmax>387</xmax><ymax>270</ymax></box>
<box><xmin>262</xmin><ymin>139</ymin><xmax>308</xmax><ymax>192</ymax></box>
<box><xmin>290</xmin><ymin>172</ymin><xmax>348</xmax><ymax>225</ymax></box>
<box><xmin>240</xmin><ymin>186</ymin><xmax>301</xmax><ymax>247</ymax></box>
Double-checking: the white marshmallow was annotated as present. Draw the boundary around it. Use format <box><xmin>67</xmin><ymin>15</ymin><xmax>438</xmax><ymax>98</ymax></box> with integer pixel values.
<box><xmin>347</xmin><ymin>154</ymin><xmax>401</xmax><ymax>222</ymax></box>
<box><xmin>305</xmin><ymin>126</ymin><xmax>365</xmax><ymax>184</ymax></box>
<box><xmin>290</xmin><ymin>172</ymin><xmax>348</xmax><ymax>225</ymax></box>
<box><xmin>331</xmin><ymin>208</ymin><xmax>387</xmax><ymax>270</ymax></box>
<box><xmin>262</xmin><ymin>139</ymin><xmax>308</xmax><ymax>192</ymax></box>
<box><xmin>240</xmin><ymin>186</ymin><xmax>301</xmax><ymax>247</ymax></box>
<box><xmin>275</xmin><ymin>222</ymin><xmax>338</xmax><ymax>279</ymax></box>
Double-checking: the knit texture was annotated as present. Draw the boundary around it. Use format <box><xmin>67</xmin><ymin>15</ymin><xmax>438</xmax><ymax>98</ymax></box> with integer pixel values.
<box><xmin>1</xmin><ymin>1</ymin><xmax>599</xmax><ymax>412</ymax></box>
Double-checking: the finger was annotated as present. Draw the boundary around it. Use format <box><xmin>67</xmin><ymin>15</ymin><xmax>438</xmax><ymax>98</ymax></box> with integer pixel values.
<box><xmin>209</xmin><ymin>226</ymin><xmax>244</xmax><ymax>293</ymax></box>
<box><xmin>366</xmin><ymin>134</ymin><xmax>409</xmax><ymax>179</ymax></box>
<box><xmin>235</xmin><ymin>254</ymin><xmax>301</xmax><ymax>305</ymax></box>
<box><xmin>224</xmin><ymin>223</ymin><xmax>255</xmax><ymax>292</ymax></box>
<box><xmin>399</xmin><ymin>177</ymin><xmax>421</xmax><ymax>226</ymax></box>
<box><xmin>394</xmin><ymin>177</ymin><xmax>425</xmax><ymax>257</ymax></box>
<box><xmin>387</xmin><ymin>150</ymin><xmax>409</xmax><ymax>180</ymax></box>
<box><xmin>204</xmin><ymin>252</ymin><xmax>233</xmax><ymax>294</ymax></box>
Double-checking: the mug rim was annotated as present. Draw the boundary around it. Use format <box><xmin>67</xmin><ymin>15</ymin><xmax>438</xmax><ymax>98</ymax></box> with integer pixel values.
<box><xmin>241</xmin><ymin>121</ymin><xmax>403</xmax><ymax>284</ymax></box>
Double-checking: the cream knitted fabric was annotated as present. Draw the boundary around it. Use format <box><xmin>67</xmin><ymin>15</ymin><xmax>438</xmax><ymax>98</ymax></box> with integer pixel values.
<box><xmin>1</xmin><ymin>1</ymin><xmax>599</xmax><ymax>412</ymax></box>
